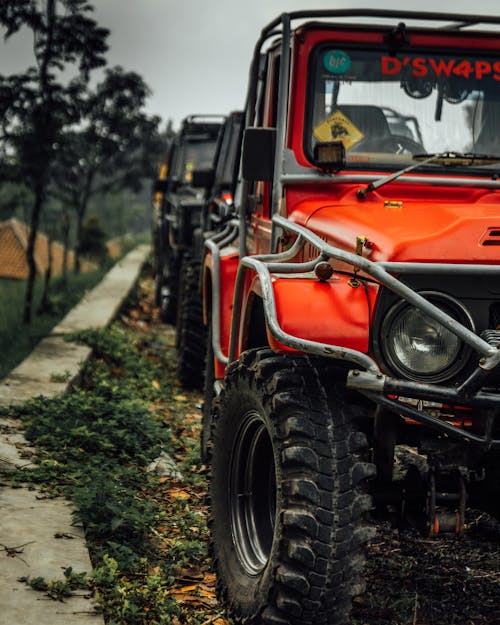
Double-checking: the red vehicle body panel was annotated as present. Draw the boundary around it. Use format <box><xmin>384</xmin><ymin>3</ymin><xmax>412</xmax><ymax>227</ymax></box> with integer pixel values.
<box><xmin>203</xmin><ymin>250</ymin><xmax>239</xmax><ymax>378</ymax></box>
<box><xmin>266</xmin><ymin>276</ymin><xmax>377</xmax><ymax>354</ymax></box>
<box><xmin>287</xmin><ymin>185</ymin><xmax>500</xmax><ymax>264</ymax></box>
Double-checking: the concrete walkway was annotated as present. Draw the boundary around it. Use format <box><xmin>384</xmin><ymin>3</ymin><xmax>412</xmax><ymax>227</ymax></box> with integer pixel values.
<box><xmin>0</xmin><ymin>245</ymin><xmax>150</xmax><ymax>625</ymax></box>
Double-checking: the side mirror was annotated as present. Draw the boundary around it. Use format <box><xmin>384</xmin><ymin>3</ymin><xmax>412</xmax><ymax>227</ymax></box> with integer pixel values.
<box><xmin>241</xmin><ymin>127</ymin><xmax>276</xmax><ymax>182</ymax></box>
<box><xmin>191</xmin><ymin>168</ymin><xmax>215</xmax><ymax>190</ymax></box>
<box><xmin>153</xmin><ymin>178</ymin><xmax>168</xmax><ymax>193</ymax></box>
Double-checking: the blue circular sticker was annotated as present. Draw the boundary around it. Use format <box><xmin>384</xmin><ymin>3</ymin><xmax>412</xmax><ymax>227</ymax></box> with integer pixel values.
<box><xmin>323</xmin><ymin>50</ymin><xmax>351</xmax><ymax>74</ymax></box>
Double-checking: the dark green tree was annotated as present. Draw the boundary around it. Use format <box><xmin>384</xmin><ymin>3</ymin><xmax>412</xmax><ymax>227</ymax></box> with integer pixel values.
<box><xmin>0</xmin><ymin>0</ymin><xmax>108</xmax><ymax>322</ymax></box>
<box><xmin>37</xmin><ymin>197</ymin><xmax>65</xmax><ymax>313</ymax></box>
<box><xmin>79</xmin><ymin>214</ymin><xmax>107</xmax><ymax>267</ymax></box>
<box><xmin>0</xmin><ymin>182</ymin><xmax>33</xmax><ymax>223</ymax></box>
<box><xmin>53</xmin><ymin>66</ymin><xmax>163</xmax><ymax>273</ymax></box>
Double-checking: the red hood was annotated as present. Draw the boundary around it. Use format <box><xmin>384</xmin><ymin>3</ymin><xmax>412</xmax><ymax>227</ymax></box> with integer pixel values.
<box><xmin>288</xmin><ymin>187</ymin><xmax>500</xmax><ymax>264</ymax></box>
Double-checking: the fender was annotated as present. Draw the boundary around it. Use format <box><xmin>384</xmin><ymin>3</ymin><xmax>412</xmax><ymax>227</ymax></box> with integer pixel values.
<box><xmin>240</xmin><ymin>272</ymin><xmax>378</xmax><ymax>356</ymax></box>
<box><xmin>203</xmin><ymin>246</ymin><xmax>239</xmax><ymax>378</ymax></box>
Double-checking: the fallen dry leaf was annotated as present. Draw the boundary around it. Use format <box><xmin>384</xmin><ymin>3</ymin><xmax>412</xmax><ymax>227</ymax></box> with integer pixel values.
<box><xmin>198</xmin><ymin>585</ymin><xmax>216</xmax><ymax>598</ymax></box>
<box><xmin>168</xmin><ymin>488</ymin><xmax>191</xmax><ymax>500</ymax></box>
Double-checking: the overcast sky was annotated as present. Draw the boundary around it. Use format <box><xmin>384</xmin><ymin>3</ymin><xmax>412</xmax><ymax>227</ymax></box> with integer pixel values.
<box><xmin>2</xmin><ymin>0</ymin><xmax>499</xmax><ymax>129</ymax></box>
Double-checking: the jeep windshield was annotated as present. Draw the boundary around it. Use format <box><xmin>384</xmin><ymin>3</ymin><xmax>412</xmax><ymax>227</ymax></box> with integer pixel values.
<box><xmin>174</xmin><ymin>137</ymin><xmax>218</xmax><ymax>184</ymax></box>
<box><xmin>307</xmin><ymin>46</ymin><xmax>500</xmax><ymax>174</ymax></box>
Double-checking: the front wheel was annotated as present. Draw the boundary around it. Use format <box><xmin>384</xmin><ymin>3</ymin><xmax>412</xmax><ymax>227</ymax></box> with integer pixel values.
<box><xmin>209</xmin><ymin>349</ymin><xmax>375</xmax><ymax>625</ymax></box>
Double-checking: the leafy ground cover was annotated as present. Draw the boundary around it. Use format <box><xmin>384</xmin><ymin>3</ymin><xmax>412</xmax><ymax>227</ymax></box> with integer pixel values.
<box><xmin>0</xmin><ymin>269</ymin><xmax>108</xmax><ymax>379</ymax></box>
<box><xmin>1</xmin><ymin>274</ymin><xmax>499</xmax><ymax>625</ymax></box>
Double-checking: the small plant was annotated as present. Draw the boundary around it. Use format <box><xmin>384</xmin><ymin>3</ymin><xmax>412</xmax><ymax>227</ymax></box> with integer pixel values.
<box><xmin>19</xmin><ymin>567</ymin><xmax>90</xmax><ymax>602</ymax></box>
<box><xmin>91</xmin><ymin>555</ymin><xmax>181</xmax><ymax>625</ymax></box>
<box><xmin>49</xmin><ymin>370</ymin><xmax>72</xmax><ymax>383</ymax></box>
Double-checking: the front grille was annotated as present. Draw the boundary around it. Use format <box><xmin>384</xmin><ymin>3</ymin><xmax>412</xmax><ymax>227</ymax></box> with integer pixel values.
<box><xmin>489</xmin><ymin>303</ymin><xmax>500</xmax><ymax>329</ymax></box>
<box><xmin>481</xmin><ymin>329</ymin><xmax>500</xmax><ymax>348</ymax></box>
<box><xmin>480</xmin><ymin>330</ymin><xmax>500</xmax><ymax>389</ymax></box>
<box><xmin>481</xmin><ymin>228</ymin><xmax>500</xmax><ymax>246</ymax></box>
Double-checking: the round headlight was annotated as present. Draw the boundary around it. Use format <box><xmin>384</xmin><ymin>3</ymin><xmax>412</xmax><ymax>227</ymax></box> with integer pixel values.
<box><xmin>381</xmin><ymin>292</ymin><xmax>473</xmax><ymax>382</ymax></box>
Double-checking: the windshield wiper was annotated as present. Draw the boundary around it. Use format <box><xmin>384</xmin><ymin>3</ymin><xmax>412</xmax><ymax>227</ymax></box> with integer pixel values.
<box><xmin>357</xmin><ymin>151</ymin><xmax>500</xmax><ymax>199</ymax></box>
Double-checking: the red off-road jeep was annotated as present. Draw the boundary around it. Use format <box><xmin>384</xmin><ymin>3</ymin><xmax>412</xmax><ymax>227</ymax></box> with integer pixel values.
<box><xmin>202</xmin><ymin>10</ymin><xmax>500</xmax><ymax>625</ymax></box>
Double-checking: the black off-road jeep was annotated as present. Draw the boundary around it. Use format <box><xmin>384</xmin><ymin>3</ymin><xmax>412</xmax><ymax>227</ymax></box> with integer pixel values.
<box><xmin>153</xmin><ymin>114</ymin><xmax>224</xmax><ymax>322</ymax></box>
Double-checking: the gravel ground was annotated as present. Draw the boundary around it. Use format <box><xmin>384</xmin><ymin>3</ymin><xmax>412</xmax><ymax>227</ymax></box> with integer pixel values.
<box><xmin>354</xmin><ymin>514</ymin><xmax>500</xmax><ymax>625</ymax></box>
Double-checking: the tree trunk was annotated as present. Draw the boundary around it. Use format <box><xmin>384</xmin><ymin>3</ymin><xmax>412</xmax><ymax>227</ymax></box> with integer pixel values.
<box><xmin>23</xmin><ymin>0</ymin><xmax>56</xmax><ymax>322</ymax></box>
<box><xmin>74</xmin><ymin>207</ymin><xmax>84</xmax><ymax>274</ymax></box>
<box><xmin>37</xmin><ymin>232</ymin><xmax>53</xmax><ymax>314</ymax></box>
<box><xmin>74</xmin><ymin>171</ymin><xmax>94</xmax><ymax>275</ymax></box>
<box><xmin>61</xmin><ymin>205</ymin><xmax>70</xmax><ymax>286</ymax></box>
<box><xmin>23</xmin><ymin>189</ymin><xmax>43</xmax><ymax>324</ymax></box>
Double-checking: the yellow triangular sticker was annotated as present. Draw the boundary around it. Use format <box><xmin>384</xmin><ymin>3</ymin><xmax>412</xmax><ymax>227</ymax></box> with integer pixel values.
<box><xmin>313</xmin><ymin>110</ymin><xmax>364</xmax><ymax>150</ymax></box>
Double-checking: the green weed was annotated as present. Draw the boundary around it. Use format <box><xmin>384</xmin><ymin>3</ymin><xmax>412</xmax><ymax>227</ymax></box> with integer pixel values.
<box><xmin>49</xmin><ymin>370</ymin><xmax>72</xmax><ymax>382</ymax></box>
<box><xmin>19</xmin><ymin>567</ymin><xmax>90</xmax><ymax>601</ymax></box>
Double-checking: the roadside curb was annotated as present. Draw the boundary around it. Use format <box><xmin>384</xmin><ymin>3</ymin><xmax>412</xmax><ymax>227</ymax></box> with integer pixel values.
<box><xmin>0</xmin><ymin>244</ymin><xmax>150</xmax><ymax>625</ymax></box>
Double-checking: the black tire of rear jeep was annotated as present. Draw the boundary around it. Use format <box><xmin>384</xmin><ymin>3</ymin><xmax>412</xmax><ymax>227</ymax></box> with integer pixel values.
<box><xmin>176</xmin><ymin>254</ymin><xmax>206</xmax><ymax>390</ymax></box>
<box><xmin>201</xmin><ymin>320</ymin><xmax>215</xmax><ymax>464</ymax></box>
<box><xmin>159</xmin><ymin>274</ymin><xmax>178</xmax><ymax>324</ymax></box>
<box><xmin>154</xmin><ymin>271</ymin><xmax>162</xmax><ymax>308</ymax></box>
<box><xmin>208</xmin><ymin>348</ymin><xmax>375</xmax><ymax>625</ymax></box>
<box><xmin>158</xmin><ymin>220</ymin><xmax>179</xmax><ymax>324</ymax></box>
<box><xmin>153</xmin><ymin>230</ymin><xmax>163</xmax><ymax>307</ymax></box>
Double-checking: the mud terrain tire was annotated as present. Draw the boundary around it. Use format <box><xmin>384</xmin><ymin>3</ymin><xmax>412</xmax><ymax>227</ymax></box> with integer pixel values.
<box><xmin>176</xmin><ymin>254</ymin><xmax>206</xmax><ymax>390</ymax></box>
<box><xmin>209</xmin><ymin>348</ymin><xmax>375</xmax><ymax>625</ymax></box>
<box><xmin>159</xmin><ymin>250</ymin><xmax>179</xmax><ymax>324</ymax></box>
<box><xmin>201</xmin><ymin>320</ymin><xmax>215</xmax><ymax>463</ymax></box>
